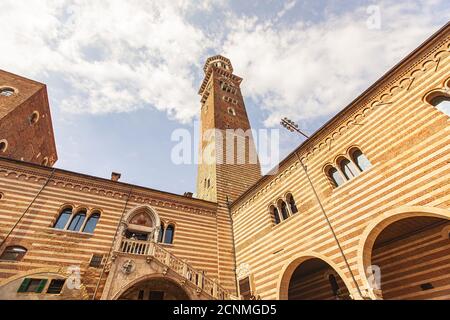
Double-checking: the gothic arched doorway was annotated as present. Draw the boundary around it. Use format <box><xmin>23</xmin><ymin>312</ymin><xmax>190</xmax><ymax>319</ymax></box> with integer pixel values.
<box><xmin>365</xmin><ymin>215</ymin><xmax>450</xmax><ymax>300</ymax></box>
<box><xmin>122</xmin><ymin>205</ymin><xmax>162</xmax><ymax>244</ymax></box>
<box><xmin>117</xmin><ymin>277</ymin><xmax>191</xmax><ymax>300</ymax></box>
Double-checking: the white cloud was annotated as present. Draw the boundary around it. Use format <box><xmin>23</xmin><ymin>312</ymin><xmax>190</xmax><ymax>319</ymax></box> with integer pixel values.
<box><xmin>0</xmin><ymin>0</ymin><xmax>215</xmax><ymax>122</ymax></box>
<box><xmin>0</xmin><ymin>0</ymin><xmax>448</xmax><ymax>126</ymax></box>
<box><xmin>223</xmin><ymin>0</ymin><xmax>449</xmax><ymax>126</ymax></box>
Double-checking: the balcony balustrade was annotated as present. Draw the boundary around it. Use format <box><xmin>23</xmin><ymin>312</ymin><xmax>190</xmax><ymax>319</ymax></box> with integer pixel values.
<box><xmin>116</xmin><ymin>238</ymin><xmax>229</xmax><ymax>300</ymax></box>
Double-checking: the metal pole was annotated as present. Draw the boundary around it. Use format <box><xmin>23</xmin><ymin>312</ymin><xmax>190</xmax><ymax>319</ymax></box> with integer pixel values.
<box><xmin>0</xmin><ymin>168</ymin><xmax>55</xmax><ymax>248</ymax></box>
<box><xmin>281</xmin><ymin>118</ymin><xmax>363</xmax><ymax>299</ymax></box>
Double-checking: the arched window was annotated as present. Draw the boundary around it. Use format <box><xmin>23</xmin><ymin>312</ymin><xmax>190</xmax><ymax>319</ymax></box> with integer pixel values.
<box><xmin>286</xmin><ymin>194</ymin><xmax>298</xmax><ymax>214</ymax></box>
<box><xmin>0</xmin><ymin>139</ymin><xmax>8</xmax><ymax>153</ymax></box>
<box><xmin>158</xmin><ymin>223</ymin><xmax>165</xmax><ymax>243</ymax></box>
<box><xmin>351</xmin><ymin>149</ymin><xmax>371</xmax><ymax>172</ymax></box>
<box><xmin>0</xmin><ymin>87</ymin><xmax>15</xmax><ymax>97</ymax></box>
<box><xmin>29</xmin><ymin>111</ymin><xmax>39</xmax><ymax>125</ymax></box>
<box><xmin>67</xmin><ymin>211</ymin><xmax>86</xmax><ymax>232</ymax></box>
<box><xmin>164</xmin><ymin>225</ymin><xmax>174</xmax><ymax>244</ymax></box>
<box><xmin>53</xmin><ymin>207</ymin><xmax>72</xmax><ymax>229</ymax></box>
<box><xmin>339</xmin><ymin>158</ymin><xmax>359</xmax><ymax>180</ymax></box>
<box><xmin>430</xmin><ymin>95</ymin><xmax>450</xmax><ymax>116</ymax></box>
<box><xmin>82</xmin><ymin>212</ymin><xmax>100</xmax><ymax>234</ymax></box>
<box><xmin>327</xmin><ymin>167</ymin><xmax>344</xmax><ymax>187</ymax></box>
<box><xmin>280</xmin><ymin>201</ymin><xmax>289</xmax><ymax>220</ymax></box>
<box><xmin>270</xmin><ymin>205</ymin><xmax>280</xmax><ymax>225</ymax></box>
<box><xmin>328</xmin><ymin>274</ymin><xmax>340</xmax><ymax>297</ymax></box>
<box><xmin>0</xmin><ymin>246</ymin><xmax>27</xmax><ymax>261</ymax></box>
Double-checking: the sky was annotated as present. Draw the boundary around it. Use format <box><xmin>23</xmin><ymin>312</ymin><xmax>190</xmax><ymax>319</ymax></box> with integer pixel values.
<box><xmin>0</xmin><ymin>0</ymin><xmax>449</xmax><ymax>195</ymax></box>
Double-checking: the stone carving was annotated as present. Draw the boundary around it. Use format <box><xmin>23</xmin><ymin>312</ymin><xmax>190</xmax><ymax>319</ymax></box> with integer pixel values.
<box><xmin>121</xmin><ymin>259</ymin><xmax>136</xmax><ymax>275</ymax></box>
<box><xmin>104</xmin><ymin>261</ymin><xmax>112</xmax><ymax>273</ymax></box>
<box><xmin>236</xmin><ymin>262</ymin><xmax>251</xmax><ymax>280</ymax></box>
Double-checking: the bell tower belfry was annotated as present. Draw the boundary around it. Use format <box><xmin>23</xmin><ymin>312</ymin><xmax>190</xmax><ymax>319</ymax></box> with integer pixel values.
<box><xmin>196</xmin><ymin>55</ymin><xmax>261</xmax><ymax>294</ymax></box>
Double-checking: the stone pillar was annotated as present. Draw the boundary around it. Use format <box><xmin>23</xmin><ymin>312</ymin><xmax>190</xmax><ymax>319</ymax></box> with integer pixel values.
<box><xmin>113</xmin><ymin>221</ymin><xmax>127</xmax><ymax>252</ymax></box>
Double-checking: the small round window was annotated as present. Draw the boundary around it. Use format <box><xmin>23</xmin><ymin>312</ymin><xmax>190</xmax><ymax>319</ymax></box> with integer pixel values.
<box><xmin>0</xmin><ymin>139</ymin><xmax>8</xmax><ymax>153</ymax></box>
<box><xmin>0</xmin><ymin>87</ymin><xmax>15</xmax><ymax>97</ymax></box>
<box><xmin>29</xmin><ymin>111</ymin><xmax>40</xmax><ymax>125</ymax></box>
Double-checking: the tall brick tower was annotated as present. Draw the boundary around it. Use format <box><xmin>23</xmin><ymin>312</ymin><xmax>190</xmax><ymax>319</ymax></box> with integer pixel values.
<box><xmin>196</xmin><ymin>55</ymin><xmax>261</xmax><ymax>294</ymax></box>
<box><xmin>0</xmin><ymin>70</ymin><xmax>57</xmax><ymax>166</ymax></box>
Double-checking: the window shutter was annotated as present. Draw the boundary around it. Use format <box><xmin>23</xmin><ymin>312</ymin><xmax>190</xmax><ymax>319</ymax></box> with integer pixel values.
<box><xmin>17</xmin><ymin>278</ymin><xmax>31</xmax><ymax>293</ymax></box>
<box><xmin>35</xmin><ymin>279</ymin><xmax>48</xmax><ymax>293</ymax></box>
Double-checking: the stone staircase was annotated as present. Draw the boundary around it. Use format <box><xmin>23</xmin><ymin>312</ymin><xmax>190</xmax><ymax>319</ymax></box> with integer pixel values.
<box><xmin>117</xmin><ymin>238</ymin><xmax>230</xmax><ymax>300</ymax></box>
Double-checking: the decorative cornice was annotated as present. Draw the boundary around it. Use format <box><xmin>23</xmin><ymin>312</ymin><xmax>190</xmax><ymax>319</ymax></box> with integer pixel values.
<box><xmin>0</xmin><ymin>160</ymin><xmax>218</xmax><ymax>217</ymax></box>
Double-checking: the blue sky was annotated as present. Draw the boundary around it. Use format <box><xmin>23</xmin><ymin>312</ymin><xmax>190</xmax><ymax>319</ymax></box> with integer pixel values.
<box><xmin>1</xmin><ymin>0</ymin><xmax>449</xmax><ymax>195</ymax></box>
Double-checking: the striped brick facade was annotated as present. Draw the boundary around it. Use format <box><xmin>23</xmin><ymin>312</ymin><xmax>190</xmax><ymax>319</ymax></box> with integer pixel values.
<box><xmin>231</xmin><ymin>24</ymin><xmax>450</xmax><ymax>300</ymax></box>
<box><xmin>0</xmin><ymin>24</ymin><xmax>449</xmax><ymax>300</ymax></box>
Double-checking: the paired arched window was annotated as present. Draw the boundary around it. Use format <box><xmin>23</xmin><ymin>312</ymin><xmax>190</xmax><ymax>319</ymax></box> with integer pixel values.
<box><xmin>270</xmin><ymin>193</ymin><xmax>299</xmax><ymax>225</ymax></box>
<box><xmin>279</xmin><ymin>200</ymin><xmax>289</xmax><ymax>220</ymax></box>
<box><xmin>164</xmin><ymin>225</ymin><xmax>175</xmax><ymax>244</ymax></box>
<box><xmin>270</xmin><ymin>205</ymin><xmax>281</xmax><ymax>225</ymax></box>
<box><xmin>351</xmin><ymin>149</ymin><xmax>371</xmax><ymax>172</ymax></box>
<box><xmin>158</xmin><ymin>223</ymin><xmax>175</xmax><ymax>244</ymax></box>
<box><xmin>53</xmin><ymin>206</ymin><xmax>101</xmax><ymax>233</ymax></box>
<box><xmin>326</xmin><ymin>148</ymin><xmax>371</xmax><ymax>188</ymax></box>
<box><xmin>286</xmin><ymin>193</ymin><xmax>298</xmax><ymax>214</ymax></box>
<box><xmin>428</xmin><ymin>93</ymin><xmax>450</xmax><ymax>116</ymax></box>
<box><xmin>53</xmin><ymin>208</ymin><xmax>72</xmax><ymax>229</ymax></box>
<box><xmin>327</xmin><ymin>166</ymin><xmax>344</xmax><ymax>187</ymax></box>
<box><xmin>339</xmin><ymin>158</ymin><xmax>359</xmax><ymax>180</ymax></box>
<box><xmin>67</xmin><ymin>210</ymin><xmax>86</xmax><ymax>232</ymax></box>
<box><xmin>0</xmin><ymin>246</ymin><xmax>27</xmax><ymax>261</ymax></box>
<box><xmin>82</xmin><ymin>213</ymin><xmax>100</xmax><ymax>234</ymax></box>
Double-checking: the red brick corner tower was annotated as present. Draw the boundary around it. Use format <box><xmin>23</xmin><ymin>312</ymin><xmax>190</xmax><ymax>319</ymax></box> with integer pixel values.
<box><xmin>0</xmin><ymin>70</ymin><xmax>58</xmax><ymax>167</ymax></box>
<box><xmin>196</xmin><ymin>55</ymin><xmax>261</xmax><ymax>294</ymax></box>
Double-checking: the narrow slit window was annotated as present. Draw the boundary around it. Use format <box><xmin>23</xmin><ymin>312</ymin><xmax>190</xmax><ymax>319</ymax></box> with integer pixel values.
<box><xmin>328</xmin><ymin>167</ymin><xmax>344</xmax><ymax>187</ymax></box>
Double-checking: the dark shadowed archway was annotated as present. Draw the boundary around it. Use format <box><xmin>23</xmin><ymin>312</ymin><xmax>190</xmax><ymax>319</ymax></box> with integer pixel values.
<box><xmin>368</xmin><ymin>216</ymin><xmax>450</xmax><ymax>300</ymax></box>
<box><xmin>287</xmin><ymin>258</ymin><xmax>351</xmax><ymax>300</ymax></box>
<box><xmin>117</xmin><ymin>277</ymin><xmax>190</xmax><ymax>300</ymax></box>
